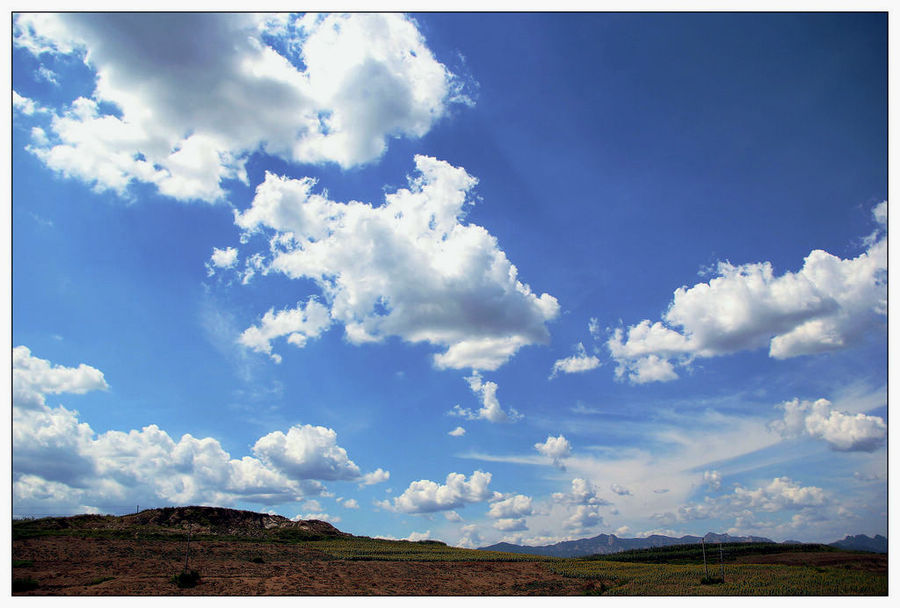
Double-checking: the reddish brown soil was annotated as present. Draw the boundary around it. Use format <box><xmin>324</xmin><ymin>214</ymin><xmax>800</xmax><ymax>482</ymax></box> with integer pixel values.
<box><xmin>732</xmin><ymin>551</ymin><xmax>887</xmax><ymax>573</ymax></box>
<box><xmin>12</xmin><ymin>537</ymin><xmax>604</xmax><ymax>596</ymax></box>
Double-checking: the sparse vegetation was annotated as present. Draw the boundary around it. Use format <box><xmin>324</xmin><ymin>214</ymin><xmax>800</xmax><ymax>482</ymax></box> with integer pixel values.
<box><xmin>87</xmin><ymin>576</ymin><xmax>115</xmax><ymax>586</ymax></box>
<box><xmin>171</xmin><ymin>569</ymin><xmax>201</xmax><ymax>588</ymax></box>
<box><xmin>10</xmin><ymin>507</ymin><xmax>888</xmax><ymax>596</ymax></box>
<box><xmin>12</xmin><ymin>576</ymin><xmax>40</xmax><ymax>592</ymax></box>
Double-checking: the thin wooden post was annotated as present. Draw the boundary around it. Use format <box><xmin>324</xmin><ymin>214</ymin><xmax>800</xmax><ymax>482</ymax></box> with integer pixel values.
<box><xmin>701</xmin><ymin>538</ymin><xmax>709</xmax><ymax>578</ymax></box>
<box><xmin>718</xmin><ymin>543</ymin><xmax>725</xmax><ymax>581</ymax></box>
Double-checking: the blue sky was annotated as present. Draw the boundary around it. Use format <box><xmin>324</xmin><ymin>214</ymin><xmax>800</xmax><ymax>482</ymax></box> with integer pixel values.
<box><xmin>10</xmin><ymin>12</ymin><xmax>887</xmax><ymax>547</ymax></box>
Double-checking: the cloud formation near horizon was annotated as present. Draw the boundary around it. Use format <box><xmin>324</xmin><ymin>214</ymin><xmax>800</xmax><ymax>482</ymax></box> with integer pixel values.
<box><xmin>12</xmin><ymin>346</ymin><xmax>385</xmax><ymax>513</ymax></box>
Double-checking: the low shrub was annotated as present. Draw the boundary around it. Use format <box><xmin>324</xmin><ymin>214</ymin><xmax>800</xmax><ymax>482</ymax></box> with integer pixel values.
<box><xmin>12</xmin><ymin>576</ymin><xmax>39</xmax><ymax>592</ymax></box>
<box><xmin>87</xmin><ymin>576</ymin><xmax>115</xmax><ymax>586</ymax></box>
<box><xmin>172</xmin><ymin>569</ymin><xmax>201</xmax><ymax>588</ymax></box>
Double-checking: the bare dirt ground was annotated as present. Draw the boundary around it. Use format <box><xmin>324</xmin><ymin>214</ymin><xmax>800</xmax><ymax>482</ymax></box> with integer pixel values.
<box><xmin>12</xmin><ymin>537</ymin><xmax>604</xmax><ymax>596</ymax></box>
<box><xmin>732</xmin><ymin>551</ymin><xmax>887</xmax><ymax>573</ymax></box>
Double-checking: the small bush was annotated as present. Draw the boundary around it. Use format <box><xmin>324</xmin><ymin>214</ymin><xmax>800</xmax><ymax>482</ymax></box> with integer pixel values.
<box><xmin>582</xmin><ymin>581</ymin><xmax>608</xmax><ymax>595</ymax></box>
<box><xmin>172</xmin><ymin>569</ymin><xmax>201</xmax><ymax>588</ymax></box>
<box><xmin>12</xmin><ymin>576</ymin><xmax>40</xmax><ymax>592</ymax></box>
<box><xmin>87</xmin><ymin>576</ymin><xmax>115</xmax><ymax>586</ymax></box>
<box><xmin>12</xmin><ymin>559</ymin><xmax>33</xmax><ymax>567</ymax></box>
<box><xmin>250</xmin><ymin>556</ymin><xmax>265</xmax><ymax>563</ymax></box>
<box><xmin>700</xmin><ymin>576</ymin><xmax>725</xmax><ymax>585</ymax></box>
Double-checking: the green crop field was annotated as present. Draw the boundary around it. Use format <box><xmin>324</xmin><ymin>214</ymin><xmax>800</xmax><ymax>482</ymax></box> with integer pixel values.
<box><xmin>310</xmin><ymin>537</ymin><xmax>549</xmax><ymax>561</ymax></box>
<box><xmin>548</xmin><ymin>559</ymin><xmax>886</xmax><ymax>595</ymax></box>
<box><xmin>587</xmin><ymin>541</ymin><xmax>839</xmax><ymax>564</ymax></box>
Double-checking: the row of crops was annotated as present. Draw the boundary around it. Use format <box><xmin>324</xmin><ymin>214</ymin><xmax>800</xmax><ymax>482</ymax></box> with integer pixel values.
<box><xmin>311</xmin><ymin>537</ymin><xmax>553</xmax><ymax>562</ymax></box>
<box><xmin>547</xmin><ymin>560</ymin><xmax>887</xmax><ymax>595</ymax></box>
<box><xmin>586</xmin><ymin>541</ymin><xmax>840</xmax><ymax>564</ymax></box>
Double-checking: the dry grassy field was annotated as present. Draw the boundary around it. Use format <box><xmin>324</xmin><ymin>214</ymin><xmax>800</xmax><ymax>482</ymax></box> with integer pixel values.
<box><xmin>11</xmin><ymin>508</ymin><xmax>887</xmax><ymax>596</ymax></box>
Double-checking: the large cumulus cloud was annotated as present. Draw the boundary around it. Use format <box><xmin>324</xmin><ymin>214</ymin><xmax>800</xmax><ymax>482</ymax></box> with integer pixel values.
<box><xmin>231</xmin><ymin>155</ymin><xmax>559</xmax><ymax>370</ymax></box>
<box><xmin>608</xmin><ymin>202</ymin><xmax>887</xmax><ymax>383</ymax></box>
<box><xmin>13</xmin><ymin>13</ymin><xmax>468</xmax><ymax>201</ymax></box>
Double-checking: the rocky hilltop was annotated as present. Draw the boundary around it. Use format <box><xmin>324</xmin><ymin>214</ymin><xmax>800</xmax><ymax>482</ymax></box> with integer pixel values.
<box><xmin>15</xmin><ymin>506</ymin><xmax>350</xmax><ymax>539</ymax></box>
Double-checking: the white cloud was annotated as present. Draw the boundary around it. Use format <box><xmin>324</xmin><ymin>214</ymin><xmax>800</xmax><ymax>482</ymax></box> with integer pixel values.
<box><xmin>450</xmin><ymin>372</ymin><xmax>522</xmax><ymax>423</ymax></box>
<box><xmin>610</xmin><ymin>483</ymin><xmax>632</xmax><ymax>496</ymax></box>
<box><xmin>342</xmin><ymin>498</ymin><xmax>359</xmax><ymax>509</ymax></box>
<box><xmin>675</xmin><ymin>477</ymin><xmax>828</xmax><ymax>529</ymax></box>
<box><xmin>36</xmin><ymin>65</ymin><xmax>58</xmax><ymax>84</ymax></box>
<box><xmin>14</xmin><ymin>13</ymin><xmax>469</xmax><ymax>201</ymax></box>
<box><xmin>293</xmin><ymin>511</ymin><xmax>341</xmax><ymax>524</ymax></box>
<box><xmin>13</xmin><ymin>91</ymin><xmax>42</xmax><ymax>116</ymax></box>
<box><xmin>30</xmin><ymin>127</ymin><xmax>50</xmax><ymax>147</ymax></box>
<box><xmin>360</xmin><ymin>468</ymin><xmax>391</xmax><ymax>486</ymax></box>
<box><xmin>493</xmin><ymin>518</ymin><xmax>528</xmax><ymax>531</ymax></box>
<box><xmin>565</xmin><ymin>505</ymin><xmax>604</xmax><ymax>531</ymax></box>
<box><xmin>444</xmin><ymin>510</ymin><xmax>463</xmax><ymax>522</ymax></box>
<box><xmin>487</xmin><ymin>494</ymin><xmax>533</xmax><ymax>519</ymax></box>
<box><xmin>252</xmin><ymin>424</ymin><xmax>362</xmax><ymax>481</ymax></box>
<box><xmin>607</xmin><ymin>203</ymin><xmax>887</xmax><ymax>382</ymax></box>
<box><xmin>448</xmin><ymin>426</ymin><xmax>466</xmax><ymax>437</ymax></box>
<box><xmin>13</xmin><ymin>348</ymin><xmax>386</xmax><ymax>515</ymax></box>
<box><xmin>770</xmin><ymin>398</ymin><xmax>886</xmax><ymax>452</ymax></box>
<box><xmin>552</xmin><ymin>478</ymin><xmax>611</xmax><ymax>506</ymax></box>
<box><xmin>704</xmin><ymin>470</ymin><xmax>722</xmax><ymax>491</ymax></box>
<box><xmin>534</xmin><ymin>434</ymin><xmax>571</xmax><ymax>469</ymax></box>
<box><xmin>13</xmin><ymin>345</ymin><xmax>108</xmax><ymax>409</ymax></box>
<box><xmin>405</xmin><ymin>530</ymin><xmax>433</xmax><ymax>542</ymax></box>
<box><xmin>238</xmin><ymin>298</ymin><xmax>332</xmax><ymax>362</ymax></box>
<box><xmin>731</xmin><ymin>477</ymin><xmax>827</xmax><ymax>512</ymax></box>
<box><xmin>233</xmin><ymin>156</ymin><xmax>558</xmax><ymax>370</ymax></box>
<box><xmin>379</xmin><ymin>471</ymin><xmax>494</xmax><ymax>513</ymax></box>
<box><xmin>302</xmin><ymin>499</ymin><xmax>323</xmax><ymax>512</ymax></box>
<box><xmin>588</xmin><ymin>317</ymin><xmax>602</xmax><ymax>340</ymax></box>
<box><xmin>207</xmin><ymin>246</ymin><xmax>239</xmax><ymax>275</ymax></box>
<box><xmin>549</xmin><ymin>342</ymin><xmax>601</xmax><ymax>379</ymax></box>
<box><xmin>455</xmin><ymin>523</ymin><xmax>484</xmax><ymax>548</ymax></box>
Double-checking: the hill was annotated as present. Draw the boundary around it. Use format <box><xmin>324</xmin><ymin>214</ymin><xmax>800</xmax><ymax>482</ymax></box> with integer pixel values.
<box><xmin>13</xmin><ymin>505</ymin><xmax>350</xmax><ymax>541</ymax></box>
<box><xmin>828</xmin><ymin>534</ymin><xmax>887</xmax><ymax>554</ymax></box>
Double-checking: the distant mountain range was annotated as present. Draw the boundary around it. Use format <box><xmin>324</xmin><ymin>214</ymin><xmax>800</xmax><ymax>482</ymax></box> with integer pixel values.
<box><xmin>479</xmin><ymin>532</ymin><xmax>773</xmax><ymax>558</ymax></box>
<box><xmin>828</xmin><ymin>534</ymin><xmax>887</xmax><ymax>554</ymax></box>
<box><xmin>479</xmin><ymin>532</ymin><xmax>887</xmax><ymax>558</ymax></box>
